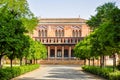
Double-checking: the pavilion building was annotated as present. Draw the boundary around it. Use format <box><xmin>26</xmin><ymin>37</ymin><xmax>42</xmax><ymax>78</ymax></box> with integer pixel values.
<box><xmin>32</xmin><ymin>18</ymin><xmax>90</xmax><ymax>60</ymax></box>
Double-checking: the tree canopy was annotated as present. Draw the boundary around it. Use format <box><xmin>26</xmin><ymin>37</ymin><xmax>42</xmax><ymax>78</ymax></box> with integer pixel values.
<box><xmin>0</xmin><ymin>0</ymin><xmax>46</xmax><ymax>68</ymax></box>
<box><xmin>74</xmin><ymin>2</ymin><xmax>120</xmax><ymax>68</ymax></box>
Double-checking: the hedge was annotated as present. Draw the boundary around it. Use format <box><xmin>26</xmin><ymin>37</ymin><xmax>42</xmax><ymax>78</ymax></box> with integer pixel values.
<box><xmin>82</xmin><ymin>65</ymin><xmax>120</xmax><ymax>80</ymax></box>
<box><xmin>0</xmin><ymin>64</ymin><xmax>40</xmax><ymax>80</ymax></box>
<box><xmin>109</xmin><ymin>71</ymin><xmax>120</xmax><ymax>80</ymax></box>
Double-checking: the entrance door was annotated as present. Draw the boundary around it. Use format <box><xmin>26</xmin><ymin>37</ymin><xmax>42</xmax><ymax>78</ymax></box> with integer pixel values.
<box><xmin>64</xmin><ymin>49</ymin><xmax>68</xmax><ymax>57</ymax></box>
<box><xmin>50</xmin><ymin>49</ymin><xmax>55</xmax><ymax>57</ymax></box>
<box><xmin>71</xmin><ymin>49</ymin><xmax>74</xmax><ymax>57</ymax></box>
<box><xmin>57</xmin><ymin>49</ymin><xmax>62</xmax><ymax>57</ymax></box>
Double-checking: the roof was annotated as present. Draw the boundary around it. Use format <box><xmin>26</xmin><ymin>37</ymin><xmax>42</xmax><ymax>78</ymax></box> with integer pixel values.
<box><xmin>38</xmin><ymin>18</ymin><xmax>87</xmax><ymax>25</ymax></box>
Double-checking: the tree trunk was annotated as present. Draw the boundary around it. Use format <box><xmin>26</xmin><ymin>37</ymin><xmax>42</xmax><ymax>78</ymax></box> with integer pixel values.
<box><xmin>10</xmin><ymin>59</ymin><xmax>13</xmax><ymax>68</ymax></box>
<box><xmin>100</xmin><ymin>56</ymin><xmax>102</xmax><ymax>67</ymax></box>
<box><xmin>30</xmin><ymin>60</ymin><xmax>32</xmax><ymax>64</ymax></box>
<box><xmin>20</xmin><ymin>58</ymin><xmax>22</xmax><ymax>66</ymax></box>
<box><xmin>100</xmin><ymin>55</ymin><xmax>105</xmax><ymax>68</ymax></box>
<box><xmin>25</xmin><ymin>58</ymin><xmax>27</xmax><ymax>65</ymax></box>
<box><xmin>88</xmin><ymin>59</ymin><xmax>90</xmax><ymax>66</ymax></box>
<box><xmin>84</xmin><ymin>59</ymin><xmax>86</xmax><ymax>65</ymax></box>
<box><xmin>0</xmin><ymin>56</ymin><xmax>2</xmax><ymax>68</ymax></box>
<box><xmin>0</xmin><ymin>54</ymin><xmax>4</xmax><ymax>68</ymax></box>
<box><xmin>103</xmin><ymin>55</ymin><xmax>105</xmax><ymax>67</ymax></box>
<box><xmin>113</xmin><ymin>53</ymin><xmax>116</xmax><ymax>72</ymax></box>
<box><xmin>34</xmin><ymin>59</ymin><xmax>35</xmax><ymax>64</ymax></box>
<box><xmin>98</xmin><ymin>58</ymin><xmax>100</xmax><ymax>66</ymax></box>
<box><xmin>93</xmin><ymin>58</ymin><xmax>95</xmax><ymax>66</ymax></box>
<box><xmin>36</xmin><ymin>59</ymin><xmax>38</xmax><ymax>64</ymax></box>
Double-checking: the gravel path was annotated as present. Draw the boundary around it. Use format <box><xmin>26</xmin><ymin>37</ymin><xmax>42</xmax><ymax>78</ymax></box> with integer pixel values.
<box><xmin>13</xmin><ymin>65</ymin><xmax>106</xmax><ymax>80</ymax></box>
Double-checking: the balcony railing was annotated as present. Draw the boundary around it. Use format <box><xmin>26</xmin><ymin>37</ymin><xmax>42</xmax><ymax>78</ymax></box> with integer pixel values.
<box><xmin>33</xmin><ymin>37</ymin><xmax>84</xmax><ymax>44</ymax></box>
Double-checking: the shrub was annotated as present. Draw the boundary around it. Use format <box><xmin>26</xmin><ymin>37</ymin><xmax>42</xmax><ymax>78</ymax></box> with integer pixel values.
<box><xmin>82</xmin><ymin>66</ymin><xmax>112</xmax><ymax>78</ymax></box>
<box><xmin>109</xmin><ymin>71</ymin><xmax>120</xmax><ymax>80</ymax></box>
<box><xmin>117</xmin><ymin>60</ymin><xmax>120</xmax><ymax>70</ymax></box>
<box><xmin>82</xmin><ymin>65</ymin><xmax>120</xmax><ymax>80</ymax></box>
<box><xmin>0</xmin><ymin>64</ymin><xmax>40</xmax><ymax>80</ymax></box>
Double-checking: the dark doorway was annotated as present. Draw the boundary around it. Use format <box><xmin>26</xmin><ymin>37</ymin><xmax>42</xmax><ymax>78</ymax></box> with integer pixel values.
<box><xmin>64</xmin><ymin>49</ymin><xmax>68</xmax><ymax>57</ymax></box>
<box><xmin>71</xmin><ymin>49</ymin><xmax>74</xmax><ymax>57</ymax></box>
<box><xmin>50</xmin><ymin>49</ymin><xmax>55</xmax><ymax>57</ymax></box>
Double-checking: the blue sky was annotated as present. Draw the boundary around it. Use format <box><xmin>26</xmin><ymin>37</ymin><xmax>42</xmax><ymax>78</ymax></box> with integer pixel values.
<box><xmin>27</xmin><ymin>0</ymin><xmax>120</xmax><ymax>19</ymax></box>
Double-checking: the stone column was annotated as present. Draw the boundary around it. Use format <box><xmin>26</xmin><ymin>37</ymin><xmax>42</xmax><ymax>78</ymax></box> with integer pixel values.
<box><xmin>48</xmin><ymin>46</ymin><xmax>50</xmax><ymax>60</ymax></box>
<box><xmin>69</xmin><ymin>46</ymin><xmax>71</xmax><ymax>60</ymax></box>
<box><xmin>62</xmin><ymin>46</ymin><xmax>64</xmax><ymax>60</ymax></box>
<box><xmin>76</xmin><ymin>38</ymin><xmax>78</xmax><ymax>43</ymax></box>
<box><xmin>55</xmin><ymin>46</ymin><xmax>57</xmax><ymax>60</ymax></box>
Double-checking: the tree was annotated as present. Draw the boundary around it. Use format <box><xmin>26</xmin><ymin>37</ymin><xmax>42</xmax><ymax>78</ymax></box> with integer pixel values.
<box><xmin>0</xmin><ymin>0</ymin><xmax>38</xmax><ymax>68</ymax></box>
<box><xmin>0</xmin><ymin>6</ymin><xmax>26</xmax><ymax>68</ymax></box>
<box><xmin>0</xmin><ymin>0</ymin><xmax>38</xmax><ymax>33</ymax></box>
<box><xmin>6</xmin><ymin>18</ymin><xmax>27</xmax><ymax>68</ymax></box>
<box><xmin>26</xmin><ymin>39</ymin><xmax>47</xmax><ymax>64</ymax></box>
<box><xmin>16</xmin><ymin>35</ymin><xmax>30</xmax><ymax>66</ymax></box>
<box><xmin>87</xmin><ymin>2</ymin><xmax>117</xmax><ymax>30</ymax></box>
<box><xmin>86</xmin><ymin>2</ymin><xmax>120</xmax><ymax>69</ymax></box>
<box><xmin>74</xmin><ymin>36</ymin><xmax>92</xmax><ymax>65</ymax></box>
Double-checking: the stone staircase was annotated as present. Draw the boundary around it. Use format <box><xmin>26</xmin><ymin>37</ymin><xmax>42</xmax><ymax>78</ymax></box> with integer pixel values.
<box><xmin>39</xmin><ymin>59</ymin><xmax>84</xmax><ymax>65</ymax></box>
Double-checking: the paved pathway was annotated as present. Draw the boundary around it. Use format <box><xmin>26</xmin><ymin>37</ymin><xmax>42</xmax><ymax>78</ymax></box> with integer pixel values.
<box><xmin>13</xmin><ymin>65</ymin><xmax>106</xmax><ymax>80</ymax></box>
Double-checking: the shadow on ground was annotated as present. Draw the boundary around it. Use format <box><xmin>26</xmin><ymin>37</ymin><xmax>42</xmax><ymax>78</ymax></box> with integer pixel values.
<box><xmin>15</xmin><ymin>65</ymin><xmax>106</xmax><ymax>80</ymax></box>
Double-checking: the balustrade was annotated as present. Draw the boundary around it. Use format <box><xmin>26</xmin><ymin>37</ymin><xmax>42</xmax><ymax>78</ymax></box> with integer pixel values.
<box><xmin>34</xmin><ymin>37</ymin><xmax>83</xmax><ymax>44</ymax></box>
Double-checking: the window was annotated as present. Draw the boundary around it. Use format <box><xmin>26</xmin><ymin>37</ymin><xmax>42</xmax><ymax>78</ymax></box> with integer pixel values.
<box><xmin>38</xmin><ymin>30</ymin><xmax>41</xmax><ymax>37</ymax></box>
<box><xmin>62</xmin><ymin>30</ymin><xmax>64</xmax><ymax>37</ymax></box>
<box><xmin>76</xmin><ymin>31</ymin><xmax>78</xmax><ymax>37</ymax></box>
<box><xmin>45</xmin><ymin>30</ymin><xmax>47</xmax><ymax>37</ymax></box>
<box><xmin>38</xmin><ymin>26</ymin><xmax>48</xmax><ymax>37</ymax></box>
<box><xmin>78</xmin><ymin>30</ymin><xmax>81</xmax><ymax>37</ymax></box>
<box><xmin>41</xmin><ymin>30</ymin><xmax>44</xmax><ymax>37</ymax></box>
<box><xmin>55</xmin><ymin>30</ymin><xmax>58</xmax><ymax>37</ymax></box>
<box><xmin>72</xmin><ymin>30</ymin><xmax>81</xmax><ymax>37</ymax></box>
<box><xmin>55</xmin><ymin>26</ymin><xmax>64</xmax><ymax>37</ymax></box>
<box><xmin>72</xmin><ymin>26</ymin><xmax>82</xmax><ymax>37</ymax></box>
<box><xmin>72</xmin><ymin>30</ymin><xmax>75</xmax><ymax>37</ymax></box>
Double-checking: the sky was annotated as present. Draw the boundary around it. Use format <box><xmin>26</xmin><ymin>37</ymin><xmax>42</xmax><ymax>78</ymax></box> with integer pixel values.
<box><xmin>27</xmin><ymin>0</ymin><xmax>120</xmax><ymax>19</ymax></box>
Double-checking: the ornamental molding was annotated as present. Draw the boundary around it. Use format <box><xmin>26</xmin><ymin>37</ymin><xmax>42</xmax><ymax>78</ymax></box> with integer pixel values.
<box><xmin>38</xmin><ymin>25</ymin><xmax>48</xmax><ymax>30</ymax></box>
<box><xmin>71</xmin><ymin>26</ymin><xmax>81</xmax><ymax>30</ymax></box>
<box><xmin>55</xmin><ymin>26</ymin><xmax>64</xmax><ymax>30</ymax></box>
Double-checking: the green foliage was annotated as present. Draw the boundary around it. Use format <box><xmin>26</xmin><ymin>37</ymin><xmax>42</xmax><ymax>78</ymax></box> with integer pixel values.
<box><xmin>74</xmin><ymin>32</ymin><xmax>101</xmax><ymax>60</ymax></box>
<box><xmin>87</xmin><ymin>2</ymin><xmax>118</xmax><ymax>29</ymax></box>
<box><xmin>0</xmin><ymin>0</ymin><xmax>38</xmax><ymax>67</ymax></box>
<box><xmin>0</xmin><ymin>64</ymin><xmax>40</xmax><ymax>80</ymax></box>
<box><xmin>75</xmin><ymin>2</ymin><xmax>120</xmax><ymax>67</ymax></box>
<box><xmin>82</xmin><ymin>65</ymin><xmax>120</xmax><ymax>80</ymax></box>
<box><xmin>109</xmin><ymin>71</ymin><xmax>120</xmax><ymax>80</ymax></box>
<box><xmin>16</xmin><ymin>35</ymin><xmax>30</xmax><ymax>59</ymax></box>
<box><xmin>0</xmin><ymin>0</ymin><xmax>38</xmax><ymax>32</ymax></box>
<box><xmin>117</xmin><ymin>61</ymin><xmax>120</xmax><ymax>70</ymax></box>
<box><xmin>74</xmin><ymin>36</ymin><xmax>92</xmax><ymax>59</ymax></box>
<box><xmin>26</xmin><ymin>39</ymin><xmax>47</xmax><ymax>60</ymax></box>
<box><xmin>21</xmin><ymin>17</ymin><xmax>38</xmax><ymax>33</ymax></box>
